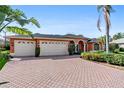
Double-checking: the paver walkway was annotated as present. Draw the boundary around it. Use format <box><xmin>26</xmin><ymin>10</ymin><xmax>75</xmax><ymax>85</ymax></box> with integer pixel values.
<box><xmin>0</xmin><ymin>55</ymin><xmax>124</xmax><ymax>88</ymax></box>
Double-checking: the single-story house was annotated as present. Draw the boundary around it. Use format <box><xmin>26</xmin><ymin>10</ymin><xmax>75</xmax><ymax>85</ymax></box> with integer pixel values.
<box><xmin>10</xmin><ymin>34</ymin><xmax>104</xmax><ymax>56</ymax></box>
<box><xmin>110</xmin><ymin>38</ymin><xmax>124</xmax><ymax>48</ymax></box>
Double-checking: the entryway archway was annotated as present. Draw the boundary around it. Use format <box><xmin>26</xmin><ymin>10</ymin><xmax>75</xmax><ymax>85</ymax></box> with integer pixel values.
<box><xmin>94</xmin><ymin>43</ymin><xmax>99</xmax><ymax>50</ymax></box>
<box><xmin>78</xmin><ymin>41</ymin><xmax>84</xmax><ymax>53</ymax></box>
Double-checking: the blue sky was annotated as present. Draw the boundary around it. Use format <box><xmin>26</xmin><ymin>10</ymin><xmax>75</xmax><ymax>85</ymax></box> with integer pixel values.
<box><xmin>10</xmin><ymin>5</ymin><xmax>124</xmax><ymax>38</ymax></box>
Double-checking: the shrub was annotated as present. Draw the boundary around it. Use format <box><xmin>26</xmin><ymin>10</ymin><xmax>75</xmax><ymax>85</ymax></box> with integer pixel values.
<box><xmin>5</xmin><ymin>44</ymin><xmax>10</xmax><ymax>50</ymax></box>
<box><xmin>109</xmin><ymin>43</ymin><xmax>119</xmax><ymax>52</ymax></box>
<box><xmin>81</xmin><ymin>52</ymin><xmax>124</xmax><ymax>66</ymax></box>
<box><xmin>0</xmin><ymin>53</ymin><xmax>9</xmax><ymax>70</ymax></box>
<box><xmin>92</xmin><ymin>50</ymin><xmax>105</xmax><ymax>54</ymax></box>
<box><xmin>106</xmin><ymin>53</ymin><xmax>114</xmax><ymax>63</ymax></box>
<box><xmin>81</xmin><ymin>52</ymin><xmax>107</xmax><ymax>62</ymax></box>
<box><xmin>113</xmin><ymin>49</ymin><xmax>120</xmax><ymax>53</ymax></box>
<box><xmin>0</xmin><ymin>48</ymin><xmax>6</xmax><ymax>51</ymax></box>
<box><xmin>119</xmin><ymin>47</ymin><xmax>124</xmax><ymax>52</ymax></box>
<box><xmin>111</xmin><ymin>54</ymin><xmax>124</xmax><ymax>66</ymax></box>
<box><xmin>68</xmin><ymin>44</ymin><xmax>75</xmax><ymax>55</ymax></box>
<box><xmin>81</xmin><ymin>52</ymin><xmax>91</xmax><ymax>60</ymax></box>
<box><xmin>35</xmin><ymin>47</ymin><xmax>40</xmax><ymax>57</ymax></box>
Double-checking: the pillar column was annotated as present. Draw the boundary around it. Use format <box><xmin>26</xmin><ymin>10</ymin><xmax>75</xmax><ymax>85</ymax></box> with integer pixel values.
<box><xmin>75</xmin><ymin>44</ymin><xmax>77</xmax><ymax>53</ymax></box>
<box><xmin>35</xmin><ymin>39</ymin><xmax>40</xmax><ymax>48</ymax></box>
<box><xmin>10</xmin><ymin>38</ymin><xmax>14</xmax><ymax>53</ymax></box>
<box><xmin>92</xmin><ymin>43</ymin><xmax>94</xmax><ymax>51</ymax></box>
<box><xmin>74</xmin><ymin>42</ymin><xmax>78</xmax><ymax>53</ymax></box>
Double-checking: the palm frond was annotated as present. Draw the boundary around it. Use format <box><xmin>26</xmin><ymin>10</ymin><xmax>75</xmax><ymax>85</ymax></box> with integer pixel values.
<box><xmin>0</xmin><ymin>12</ymin><xmax>6</xmax><ymax>23</ymax></box>
<box><xmin>15</xmin><ymin>18</ymin><xmax>29</xmax><ymax>27</ymax></box>
<box><xmin>6</xmin><ymin>26</ymin><xmax>32</xmax><ymax>35</ymax></box>
<box><xmin>97</xmin><ymin>15</ymin><xmax>102</xmax><ymax>32</ymax></box>
<box><xmin>0</xmin><ymin>5</ymin><xmax>12</xmax><ymax>16</ymax></box>
<box><xmin>12</xmin><ymin>9</ymin><xmax>27</xmax><ymax>19</ymax></box>
<box><xmin>106</xmin><ymin>5</ymin><xmax>115</xmax><ymax>14</ymax></box>
<box><xmin>97</xmin><ymin>5</ymin><xmax>104</xmax><ymax>12</ymax></box>
<box><xmin>29</xmin><ymin>17</ymin><xmax>40</xmax><ymax>28</ymax></box>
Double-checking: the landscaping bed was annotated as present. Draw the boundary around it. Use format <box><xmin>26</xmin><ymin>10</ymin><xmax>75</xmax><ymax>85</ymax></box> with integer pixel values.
<box><xmin>81</xmin><ymin>51</ymin><xmax>124</xmax><ymax>66</ymax></box>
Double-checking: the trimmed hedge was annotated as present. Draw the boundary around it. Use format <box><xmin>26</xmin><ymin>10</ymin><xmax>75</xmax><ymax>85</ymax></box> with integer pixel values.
<box><xmin>109</xmin><ymin>54</ymin><xmax>124</xmax><ymax>66</ymax></box>
<box><xmin>81</xmin><ymin>52</ymin><xmax>124</xmax><ymax>66</ymax></box>
<box><xmin>81</xmin><ymin>52</ymin><xmax>107</xmax><ymax>62</ymax></box>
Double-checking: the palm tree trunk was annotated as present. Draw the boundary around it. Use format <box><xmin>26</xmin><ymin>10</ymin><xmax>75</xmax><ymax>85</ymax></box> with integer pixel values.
<box><xmin>106</xmin><ymin>25</ymin><xmax>109</xmax><ymax>54</ymax></box>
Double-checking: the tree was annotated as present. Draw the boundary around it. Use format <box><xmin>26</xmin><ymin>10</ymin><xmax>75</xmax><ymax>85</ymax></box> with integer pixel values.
<box><xmin>0</xmin><ymin>5</ymin><xmax>41</xmax><ymax>70</ymax></box>
<box><xmin>97</xmin><ymin>5</ymin><xmax>114</xmax><ymax>53</ymax></box>
<box><xmin>113</xmin><ymin>32</ymin><xmax>124</xmax><ymax>40</ymax></box>
<box><xmin>97</xmin><ymin>35</ymin><xmax>106</xmax><ymax>45</ymax></box>
<box><xmin>0</xmin><ymin>5</ymin><xmax>40</xmax><ymax>47</ymax></box>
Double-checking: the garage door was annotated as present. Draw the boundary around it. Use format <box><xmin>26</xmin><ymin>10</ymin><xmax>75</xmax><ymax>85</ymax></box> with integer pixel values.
<box><xmin>14</xmin><ymin>40</ymin><xmax>35</xmax><ymax>56</ymax></box>
<box><xmin>40</xmin><ymin>41</ymin><xmax>69</xmax><ymax>56</ymax></box>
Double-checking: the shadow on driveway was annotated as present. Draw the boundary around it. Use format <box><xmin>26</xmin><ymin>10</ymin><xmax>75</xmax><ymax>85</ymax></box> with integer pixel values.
<box><xmin>12</xmin><ymin>55</ymin><xmax>80</xmax><ymax>61</ymax></box>
<box><xmin>0</xmin><ymin>82</ymin><xmax>9</xmax><ymax>86</ymax></box>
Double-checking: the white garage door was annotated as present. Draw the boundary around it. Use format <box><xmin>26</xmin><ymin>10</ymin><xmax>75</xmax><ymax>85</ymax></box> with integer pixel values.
<box><xmin>40</xmin><ymin>41</ymin><xmax>69</xmax><ymax>56</ymax></box>
<box><xmin>14</xmin><ymin>40</ymin><xmax>35</xmax><ymax>56</ymax></box>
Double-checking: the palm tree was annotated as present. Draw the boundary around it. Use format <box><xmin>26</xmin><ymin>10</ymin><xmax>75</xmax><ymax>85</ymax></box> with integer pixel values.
<box><xmin>97</xmin><ymin>35</ymin><xmax>106</xmax><ymax>50</ymax></box>
<box><xmin>0</xmin><ymin>6</ymin><xmax>41</xmax><ymax>70</ymax></box>
<box><xmin>97</xmin><ymin>5</ymin><xmax>114</xmax><ymax>53</ymax></box>
<box><xmin>0</xmin><ymin>6</ymin><xmax>40</xmax><ymax>40</ymax></box>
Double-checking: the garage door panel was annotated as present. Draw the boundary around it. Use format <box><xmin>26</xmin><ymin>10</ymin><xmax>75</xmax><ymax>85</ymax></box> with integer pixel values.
<box><xmin>14</xmin><ymin>40</ymin><xmax>35</xmax><ymax>56</ymax></box>
<box><xmin>40</xmin><ymin>41</ymin><xmax>68</xmax><ymax>56</ymax></box>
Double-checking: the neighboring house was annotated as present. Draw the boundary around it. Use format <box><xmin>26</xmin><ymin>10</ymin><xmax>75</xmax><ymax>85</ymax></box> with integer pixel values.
<box><xmin>0</xmin><ymin>35</ymin><xmax>9</xmax><ymax>48</ymax></box>
<box><xmin>110</xmin><ymin>38</ymin><xmax>124</xmax><ymax>48</ymax></box>
<box><xmin>9</xmin><ymin>34</ymin><xmax>104</xmax><ymax>56</ymax></box>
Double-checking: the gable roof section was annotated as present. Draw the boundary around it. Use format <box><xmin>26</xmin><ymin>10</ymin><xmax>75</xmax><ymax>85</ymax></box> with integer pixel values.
<box><xmin>8</xmin><ymin>33</ymin><xmax>88</xmax><ymax>40</ymax></box>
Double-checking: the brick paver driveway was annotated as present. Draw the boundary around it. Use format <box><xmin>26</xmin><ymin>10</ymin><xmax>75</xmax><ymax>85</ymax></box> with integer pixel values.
<box><xmin>0</xmin><ymin>55</ymin><xmax>124</xmax><ymax>88</ymax></box>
